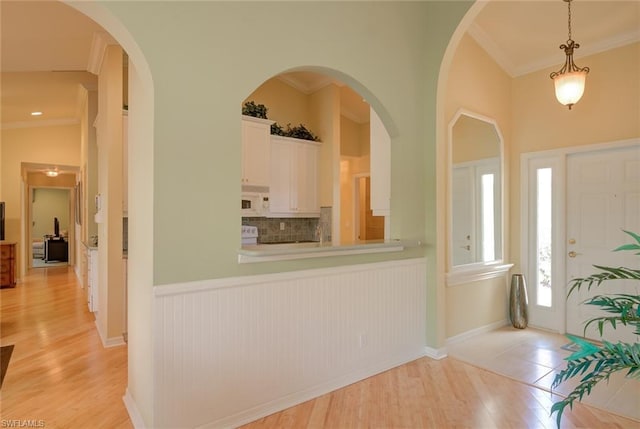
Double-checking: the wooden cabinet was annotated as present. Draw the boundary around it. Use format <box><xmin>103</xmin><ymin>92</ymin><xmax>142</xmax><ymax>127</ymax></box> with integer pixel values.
<box><xmin>241</xmin><ymin>116</ymin><xmax>274</xmax><ymax>187</ymax></box>
<box><xmin>269</xmin><ymin>136</ymin><xmax>320</xmax><ymax>217</ymax></box>
<box><xmin>1</xmin><ymin>242</ymin><xmax>17</xmax><ymax>288</ymax></box>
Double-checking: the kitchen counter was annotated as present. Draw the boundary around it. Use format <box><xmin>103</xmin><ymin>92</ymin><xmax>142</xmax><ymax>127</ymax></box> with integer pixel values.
<box><xmin>238</xmin><ymin>239</ymin><xmax>406</xmax><ymax>263</ymax></box>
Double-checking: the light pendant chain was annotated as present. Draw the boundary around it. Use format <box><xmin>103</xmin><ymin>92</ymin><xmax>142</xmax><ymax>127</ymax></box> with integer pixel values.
<box><xmin>567</xmin><ymin>0</ymin><xmax>572</xmax><ymax>41</ymax></box>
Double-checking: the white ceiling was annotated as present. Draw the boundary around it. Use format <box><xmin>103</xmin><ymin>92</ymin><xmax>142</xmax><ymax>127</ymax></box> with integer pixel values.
<box><xmin>1</xmin><ymin>1</ymin><xmax>638</xmax><ymax>128</ymax></box>
<box><xmin>1</xmin><ymin>1</ymin><xmax>101</xmax><ymax>127</ymax></box>
<box><xmin>470</xmin><ymin>1</ymin><xmax>640</xmax><ymax>77</ymax></box>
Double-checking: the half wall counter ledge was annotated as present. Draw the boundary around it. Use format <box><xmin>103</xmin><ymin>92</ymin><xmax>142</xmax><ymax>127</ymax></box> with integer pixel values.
<box><xmin>238</xmin><ymin>239</ymin><xmax>411</xmax><ymax>263</ymax></box>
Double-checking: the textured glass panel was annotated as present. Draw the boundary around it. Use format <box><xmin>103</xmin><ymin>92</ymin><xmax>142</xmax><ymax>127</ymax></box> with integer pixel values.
<box><xmin>536</xmin><ymin>168</ymin><xmax>552</xmax><ymax>307</ymax></box>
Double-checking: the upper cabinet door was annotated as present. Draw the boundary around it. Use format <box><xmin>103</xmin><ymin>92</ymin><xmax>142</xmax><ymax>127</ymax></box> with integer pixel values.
<box><xmin>269</xmin><ymin>137</ymin><xmax>293</xmax><ymax>214</ymax></box>
<box><xmin>241</xmin><ymin>116</ymin><xmax>274</xmax><ymax>187</ymax></box>
<box><xmin>370</xmin><ymin>108</ymin><xmax>390</xmax><ymax>216</ymax></box>
<box><xmin>269</xmin><ymin>135</ymin><xmax>320</xmax><ymax>218</ymax></box>
<box><xmin>294</xmin><ymin>141</ymin><xmax>319</xmax><ymax>214</ymax></box>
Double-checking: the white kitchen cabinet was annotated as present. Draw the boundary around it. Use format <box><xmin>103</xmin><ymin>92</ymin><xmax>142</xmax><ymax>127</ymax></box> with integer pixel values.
<box><xmin>87</xmin><ymin>247</ymin><xmax>98</xmax><ymax>312</ymax></box>
<box><xmin>269</xmin><ymin>135</ymin><xmax>320</xmax><ymax>217</ymax></box>
<box><xmin>241</xmin><ymin>116</ymin><xmax>274</xmax><ymax>187</ymax></box>
<box><xmin>269</xmin><ymin>137</ymin><xmax>292</xmax><ymax>214</ymax></box>
<box><xmin>370</xmin><ymin>107</ymin><xmax>390</xmax><ymax>216</ymax></box>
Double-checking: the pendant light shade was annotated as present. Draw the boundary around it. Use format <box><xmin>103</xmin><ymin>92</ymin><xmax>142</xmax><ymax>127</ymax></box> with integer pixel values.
<box><xmin>553</xmin><ymin>70</ymin><xmax>587</xmax><ymax>108</ymax></box>
<box><xmin>550</xmin><ymin>0</ymin><xmax>589</xmax><ymax>110</ymax></box>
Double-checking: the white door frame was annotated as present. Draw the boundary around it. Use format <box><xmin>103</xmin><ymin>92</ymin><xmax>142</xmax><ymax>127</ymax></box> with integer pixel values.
<box><xmin>353</xmin><ymin>173</ymin><xmax>370</xmax><ymax>242</ymax></box>
<box><xmin>520</xmin><ymin>138</ymin><xmax>639</xmax><ymax>333</ymax></box>
<box><xmin>26</xmin><ymin>185</ymin><xmax>76</xmax><ymax>269</ymax></box>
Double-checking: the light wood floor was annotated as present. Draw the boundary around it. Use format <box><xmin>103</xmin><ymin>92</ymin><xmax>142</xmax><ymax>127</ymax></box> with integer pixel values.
<box><xmin>1</xmin><ymin>267</ymin><xmax>636</xmax><ymax>428</ymax></box>
<box><xmin>0</xmin><ymin>266</ymin><xmax>132</xmax><ymax>428</ymax></box>
<box><xmin>240</xmin><ymin>356</ymin><xmax>636</xmax><ymax>429</ymax></box>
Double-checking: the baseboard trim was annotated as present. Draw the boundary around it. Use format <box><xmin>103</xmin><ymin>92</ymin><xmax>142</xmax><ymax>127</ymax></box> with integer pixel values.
<box><xmin>445</xmin><ymin>319</ymin><xmax>508</xmax><ymax>346</ymax></box>
<box><xmin>123</xmin><ymin>388</ymin><xmax>146</xmax><ymax>429</ymax></box>
<box><xmin>95</xmin><ymin>321</ymin><xmax>126</xmax><ymax>348</ymax></box>
<box><xmin>424</xmin><ymin>346</ymin><xmax>448</xmax><ymax>360</ymax></box>
<box><xmin>200</xmin><ymin>348</ymin><xmax>427</xmax><ymax>428</ymax></box>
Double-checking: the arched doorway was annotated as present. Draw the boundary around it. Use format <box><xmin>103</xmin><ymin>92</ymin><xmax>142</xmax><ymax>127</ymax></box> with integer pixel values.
<box><xmin>59</xmin><ymin>3</ymin><xmax>155</xmax><ymax>426</ymax></box>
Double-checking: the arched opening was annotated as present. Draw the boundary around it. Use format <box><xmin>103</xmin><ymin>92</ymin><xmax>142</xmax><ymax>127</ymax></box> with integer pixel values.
<box><xmin>62</xmin><ymin>3</ymin><xmax>155</xmax><ymax>426</ymax></box>
<box><xmin>240</xmin><ymin>68</ymin><xmax>393</xmax><ymax>248</ymax></box>
<box><xmin>434</xmin><ymin>1</ymin><xmax>489</xmax><ymax>346</ymax></box>
<box><xmin>0</xmin><ymin>1</ymin><xmax>156</xmax><ymax>425</ymax></box>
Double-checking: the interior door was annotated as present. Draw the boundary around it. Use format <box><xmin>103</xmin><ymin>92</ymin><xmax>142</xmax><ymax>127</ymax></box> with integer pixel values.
<box><xmin>566</xmin><ymin>145</ymin><xmax>640</xmax><ymax>343</ymax></box>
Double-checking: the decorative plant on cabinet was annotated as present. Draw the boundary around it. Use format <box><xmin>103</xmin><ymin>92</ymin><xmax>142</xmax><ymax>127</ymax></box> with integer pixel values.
<box><xmin>242</xmin><ymin>101</ymin><xmax>268</xmax><ymax>119</ymax></box>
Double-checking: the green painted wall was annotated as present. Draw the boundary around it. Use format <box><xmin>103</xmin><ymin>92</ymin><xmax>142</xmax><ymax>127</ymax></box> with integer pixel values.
<box><xmin>102</xmin><ymin>0</ymin><xmax>471</xmax><ymax>322</ymax></box>
<box><xmin>86</xmin><ymin>2</ymin><xmax>473</xmax><ymax>425</ymax></box>
<box><xmin>32</xmin><ymin>188</ymin><xmax>70</xmax><ymax>239</ymax></box>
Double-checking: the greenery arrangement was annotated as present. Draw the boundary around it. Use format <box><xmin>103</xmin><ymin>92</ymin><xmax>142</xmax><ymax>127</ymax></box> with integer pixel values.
<box><xmin>551</xmin><ymin>230</ymin><xmax>640</xmax><ymax>427</ymax></box>
<box><xmin>242</xmin><ymin>101</ymin><xmax>268</xmax><ymax>119</ymax></box>
<box><xmin>271</xmin><ymin>122</ymin><xmax>320</xmax><ymax>142</ymax></box>
<box><xmin>242</xmin><ymin>101</ymin><xmax>320</xmax><ymax>141</ymax></box>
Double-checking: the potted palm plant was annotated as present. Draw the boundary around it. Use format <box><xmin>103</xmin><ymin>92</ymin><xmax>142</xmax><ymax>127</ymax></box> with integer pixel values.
<box><xmin>551</xmin><ymin>230</ymin><xmax>640</xmax><ymax>426</ymax></box>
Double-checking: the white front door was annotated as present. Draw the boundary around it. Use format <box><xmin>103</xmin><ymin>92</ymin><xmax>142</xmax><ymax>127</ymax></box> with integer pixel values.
<box><xmin>566</xmin><ymin>145</ymin><xmax>640</xmax><ymax>343</ymax></box>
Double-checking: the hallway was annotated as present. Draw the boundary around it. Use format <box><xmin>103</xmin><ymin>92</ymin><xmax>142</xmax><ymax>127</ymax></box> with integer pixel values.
<box><xmin>0</xmin><ymin>266</ymin><xmax>131</xmax><ymax>428</ymax></box>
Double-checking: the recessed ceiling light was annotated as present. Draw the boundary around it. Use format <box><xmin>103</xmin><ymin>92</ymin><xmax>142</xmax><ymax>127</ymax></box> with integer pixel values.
<box><xmin>31</xmin><ymin>111</ymin><xmax>43</xmax><ymax>116</ymax></box>
<box><xmin>45</xmin><ymin>170</ymin><xmax>59</xmax><ymax>177</ymax></box>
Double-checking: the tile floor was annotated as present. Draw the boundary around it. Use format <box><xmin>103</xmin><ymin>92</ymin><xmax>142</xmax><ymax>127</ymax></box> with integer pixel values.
<box><xmin>447</xmin><ymin>326</ymin><xmax>640</xmax><ymax>422</ymax></box>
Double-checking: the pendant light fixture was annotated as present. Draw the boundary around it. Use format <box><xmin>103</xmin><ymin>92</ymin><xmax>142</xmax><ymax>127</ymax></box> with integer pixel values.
<box><xmin>550</xmin><ymin>0</ymin><xmax>589</xmax><ymax>110</ymax></box>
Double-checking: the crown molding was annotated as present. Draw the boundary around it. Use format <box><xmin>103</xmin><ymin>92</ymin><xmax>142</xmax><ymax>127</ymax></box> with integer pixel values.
<box><xmin>277</xmin><ymin>74</ymin><xmax>343</xmax><ymax>95</ymax></box>
<box><xmin>470</xmin><ymin>22</ymin><xmax>640</xmax><ymax>78</ymax></box>
<box><xmin>514</xmin><ymin>29</ymin><xmax>640</xmax><ymax>77</ymax></box>
<box><xmin>87</xmin><ymin>31</ymin><xmax>118</xmax><ymax>75</ymax></box>
<box><xmin>468</xmin><ymin>22</ymin><xmax>518</xmax><ymax>78</ymax></box>
<box><xmin>1</xmin><ymin>118</ymin><xmax>79</xmax><ymax>130</ymax></box>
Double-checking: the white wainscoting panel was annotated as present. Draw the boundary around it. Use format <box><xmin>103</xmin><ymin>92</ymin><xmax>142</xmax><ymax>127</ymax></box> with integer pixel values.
<box><xmin>153</xmin><ymin>258</ymin><xmax>427</xmax><ymax>428</ymax></box>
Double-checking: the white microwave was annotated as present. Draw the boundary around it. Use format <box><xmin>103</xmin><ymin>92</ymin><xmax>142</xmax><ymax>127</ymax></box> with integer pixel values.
<box><xmin>241</xmin><ymin>192</ymin><xmax>269</xmax><ymax>216</ymax></box>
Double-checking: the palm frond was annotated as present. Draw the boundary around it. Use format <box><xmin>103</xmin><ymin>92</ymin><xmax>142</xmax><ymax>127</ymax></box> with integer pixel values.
<box><xmin>582</xmin><ymin>293</ymin><xmax>640</xmax><ymax>336</ymax></box>
<box><xmin>614</xmin><ymin>230</ymin><xmax>640</xmax><ymax>254</ymax></box>
<box><xmin>552</xmin><ymin>231</ymin><xmax>640</xmax><ymax>427</ymax></box>
<box><xmin>568</xmin><ymin>266</ymin><xmax>640</xmax><ymax>295</ymax></box>
<box><xmin>551</xmin><ymin>341</ymin><xmax>640</xmax><ymax>427</ymax></box>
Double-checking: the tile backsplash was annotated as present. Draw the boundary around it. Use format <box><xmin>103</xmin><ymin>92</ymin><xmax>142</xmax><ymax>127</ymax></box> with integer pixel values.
<box><xmin>243</xmin><ymin>207</ymin><xmax>332</xmax><ymax>244</ymax></box>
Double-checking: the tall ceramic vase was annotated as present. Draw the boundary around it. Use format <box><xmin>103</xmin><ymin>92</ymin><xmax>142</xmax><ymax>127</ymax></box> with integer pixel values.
<box><xmin>509</xmin><ymin>274</ymin><xmax>528</xmax><ymax>329</ymax></box>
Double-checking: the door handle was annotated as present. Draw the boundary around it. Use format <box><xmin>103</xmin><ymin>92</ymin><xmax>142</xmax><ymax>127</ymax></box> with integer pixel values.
<box><xmin>460</xmin><ymin>245</ymin><xmax>470</xmax><ymax>251</ymax></box>
<box><xmin>568</xmin><ymin>251</ymin><xmax>580</xmax><ymax>258</ymax></box>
